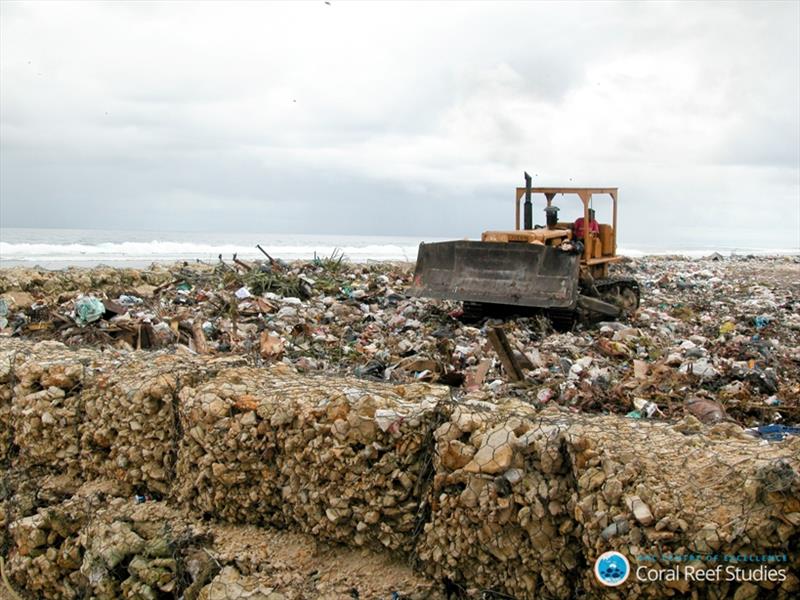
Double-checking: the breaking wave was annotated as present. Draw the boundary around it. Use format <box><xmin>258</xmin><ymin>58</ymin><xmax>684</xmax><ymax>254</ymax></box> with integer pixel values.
<box><xmin>0</xmin><ymin>240</ymin><xmax>420</xmax><ymax>263</ymax></box>
<box><xmin>0</xmin><ymin>230</ymin><xmax>796</xmax><ymax>267</ymax></box>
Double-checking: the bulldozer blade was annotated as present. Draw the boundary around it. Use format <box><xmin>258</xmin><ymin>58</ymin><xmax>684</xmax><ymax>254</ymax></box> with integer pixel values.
<box><xmin>409</xmin><ymin>241</ymin><xmax>579</xmax><ymax>309</ymax></box>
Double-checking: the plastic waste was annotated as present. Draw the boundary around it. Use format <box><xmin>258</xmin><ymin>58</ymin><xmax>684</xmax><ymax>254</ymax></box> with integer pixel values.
<box><xmin>633</xmin><ymin>397</ymin><xmax>663</xmax><ymax>418</ymax></box>
<box><xmin>355</xmin><ymin>359</ymin><xmax>386</xmax><ymax>379</ymax></box>
<box><xmin>744</xmin><ymin>425</ymin><xmax>800</xmax><ymax>442</ymax></box>
<box><xmin>0</xmin><ymin>298</ymin><xmax>7</xmax><ymax>329</ymax></box>
<box><xmin>1</xmin><ymin>253</ymin><xmax>796</xmax><ymax>428</ymax></box>
<box><xmin>755</xmin><ymin>315</ymin><xmax>771</xmax><ymax>329</ymax></box>
<box><xmin>685</xmin><ymin>397</ymin><xmax>725</xmax><ymax>424</ymax></box>
<box><xmin>74</xmin><ymin>296</ymin><xmax>105</xmax><ymax>327</ymax></box>
<box><xmin>117</xmin><ymin>294</ymin><xmax>144</xmax><ymax>306</ymax></box>
<box><xmin>678</xmin><ymin>358</ymin><xmax>719</xmax><ymax>380</ymax></box>
<box><xmin>350</xmin><ymin>288</ymin><xmax>367</xmax><ymax>300</ymax></box>
<box><xmin>235</xmin><ymin>286</ymin><xmax>251</xmax><ymax>299</ymax></box>
<box><xmin>375</xmin><ymin>409</ymin><xmax>404</xmax><ymax>433</ymax></box>
<box><xmin>559</xmin><ymin>357</ymin><xmax>573</xmax><ymax>374</ymax></box>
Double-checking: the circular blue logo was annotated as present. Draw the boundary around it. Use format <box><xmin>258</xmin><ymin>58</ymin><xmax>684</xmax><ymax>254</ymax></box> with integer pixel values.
<box><xmin>594</xmin><ymin>551</ymin><xmax>630</xmax><ymax>587</ymax></box>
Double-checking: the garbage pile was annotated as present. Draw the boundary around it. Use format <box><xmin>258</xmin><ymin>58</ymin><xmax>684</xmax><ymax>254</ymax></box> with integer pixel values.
<box><xmin>1</xmin><ymin>255</ymin><xmax>798</xmax><ymax>430</ymax></box>
<box><xmin>1</xmin><ymin>340</ymin><xmax>798</xmax><ymax>599</ymax></box>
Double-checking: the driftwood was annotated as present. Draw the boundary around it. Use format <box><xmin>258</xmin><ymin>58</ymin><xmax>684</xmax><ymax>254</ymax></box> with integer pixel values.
<box><xmin>487</xmin><ymin>326</ymin><xmax>525</xmax><ymax>381</ymax></box>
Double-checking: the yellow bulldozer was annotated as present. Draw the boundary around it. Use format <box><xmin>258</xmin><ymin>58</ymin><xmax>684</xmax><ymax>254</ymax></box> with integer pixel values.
<box><xmin>409</xmin><ymin>173</ymin><xmax>640</xmax><ymax>329</ymax></box>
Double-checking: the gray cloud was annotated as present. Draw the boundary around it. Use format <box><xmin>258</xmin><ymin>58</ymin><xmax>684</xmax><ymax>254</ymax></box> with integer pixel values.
<box><xmin>1</xmin><ymin>1</ymin><xmax>798</xmax><ymax>248</ymax></box>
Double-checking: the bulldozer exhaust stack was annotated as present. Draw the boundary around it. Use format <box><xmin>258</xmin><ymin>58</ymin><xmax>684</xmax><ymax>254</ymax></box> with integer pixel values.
<box><xmin>523</xmin><ymin>171</ymin><xmax>533</xmax><ymax>230</ymax></box>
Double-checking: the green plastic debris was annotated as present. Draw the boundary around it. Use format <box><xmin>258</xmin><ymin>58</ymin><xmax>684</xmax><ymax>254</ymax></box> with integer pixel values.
<box><xmin>626</xmin><ymin>410</ymin><xmax>642</xmax><ymax>419</ymax></box>
<box><xmin>75</xmin><ymin>296</ymin><xmax>105</xmax><ymax>327</ymax></box>
<box><xmin>176</xmin><ymin>282</ymin><xmax>192</xmax><ymax>292</ymax></box>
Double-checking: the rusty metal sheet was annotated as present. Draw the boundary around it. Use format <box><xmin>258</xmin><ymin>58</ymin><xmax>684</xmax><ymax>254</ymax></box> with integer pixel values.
<box><xmin>409</xmin><ymin>241</ymin><xmax>579</xmax><ymax>309</ymax></box>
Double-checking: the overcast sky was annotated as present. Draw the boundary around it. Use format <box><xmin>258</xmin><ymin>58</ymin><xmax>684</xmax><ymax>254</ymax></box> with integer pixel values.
<box><xmin>1</xmin><ymin>1</ymin><xmax>798</xmax><ymax>247</ymax></box>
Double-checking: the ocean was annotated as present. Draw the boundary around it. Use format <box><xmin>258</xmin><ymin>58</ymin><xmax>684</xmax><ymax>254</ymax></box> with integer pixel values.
<box><xmin>0</xmin><ymin>227</ymin><xmax>797</xmax><ymax>268</ymax></box>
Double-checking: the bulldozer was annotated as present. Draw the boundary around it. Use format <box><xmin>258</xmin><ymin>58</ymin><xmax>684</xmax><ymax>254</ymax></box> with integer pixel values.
<box><xmin>409</xmin><ymin>173</ymin><xmax>640</xmax><ymax>329</ymax></box>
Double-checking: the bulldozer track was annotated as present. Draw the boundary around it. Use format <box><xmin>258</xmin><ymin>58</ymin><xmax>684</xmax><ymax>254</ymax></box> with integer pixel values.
<box><xmin>461</xmin><ymin>302</ymin><xmax>576</xmax><ymax>332</ymax></box>
<box><xmin>545</xmin><ymin>307</ymin><xmax>577</xmax><ymax>332</ymax></box>
<box><xmin>460</xmin><ymin>277</ymin><xmax>639</xmax><ymax>330</ymax></box>
<box><xmin>593</xmin><ymin>276</ymin><xmax>641</xmax><ymax>314</ymax></box>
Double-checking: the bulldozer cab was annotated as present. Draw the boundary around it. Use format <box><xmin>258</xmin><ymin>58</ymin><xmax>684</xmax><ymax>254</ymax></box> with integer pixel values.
<box><xmin>480</xmin><ymin>182</ymin><xmax>620</xmax><ymax>280</ymax></box>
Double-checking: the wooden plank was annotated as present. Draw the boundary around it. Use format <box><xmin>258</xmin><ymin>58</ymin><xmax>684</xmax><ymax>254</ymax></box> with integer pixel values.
<box><xmin>192</xmin><ymin>319</ymin><xmax>210</xmax><ymax>354</ymax></box>
<box><xmin>486</xmin><ymin>327</ymin><xmax>525</xmax><ymax>382</ymax></box>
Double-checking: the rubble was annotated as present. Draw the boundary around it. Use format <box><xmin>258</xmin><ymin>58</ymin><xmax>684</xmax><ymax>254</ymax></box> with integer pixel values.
<box><xmin>172</xmin><ymin>367</ymin><xmax>290</xmax><ymax>526</ymax></box>
<box><xmin>79</xmin><ymin>351</ymin><xmax>246</xmax><ymax>497</ymax></box>
<box><xmin>198</xmin><ymin>566</ymin><xmax>285</xmax><ymax>600</ymax></box>
<box><xmin>568</xmin><ymin>412</ymin><xmax>800</xmax><ymax>598</ymax></box>
<box><xmin>1</xmin><ymin>255</ymin><xmax>798</xmax><ymax>428</ymax></box>
<box><xmin>10</xmin><ymin>341</ymin><xmax>110</xmax><ymax>474</ymax></box>
<box><xmin>419</xmin><ymin>403</ymin><xmax>581</xmax><ymax>599</ymax></box>
<box><xmin>174</xmin><ymin>365</ymin><xmax>448</xmax><ymax>551</ymax></box>
<box><xmin>4</xmin><ymin>478</ymin><xmax>444</xmax><ymax>600</ymax></box>
<box><xmin>1</xmin><ymin>340</ymin><xmax>798</xmax><ymax>598</ymax></box>
<box><xmin>7</xmin><ymin>492</ymin><xmax>92</xmax><ymax>598</ymax></box>
<box><xmin>0</xmin><ymin>342</ymin><xmax>16</xmax><ymax>464</ymax></box>
<box><xmin>418</xmin><ymin>401</ymin><xmax>800</xmax><ymax>599</ymax></box>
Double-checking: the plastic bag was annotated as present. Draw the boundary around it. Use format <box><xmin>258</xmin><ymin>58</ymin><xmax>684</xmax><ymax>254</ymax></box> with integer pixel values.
<box><xmin>74</xmin><ymin>296</ymin><xmax>105</xmax><ymax>326</ymax></box>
